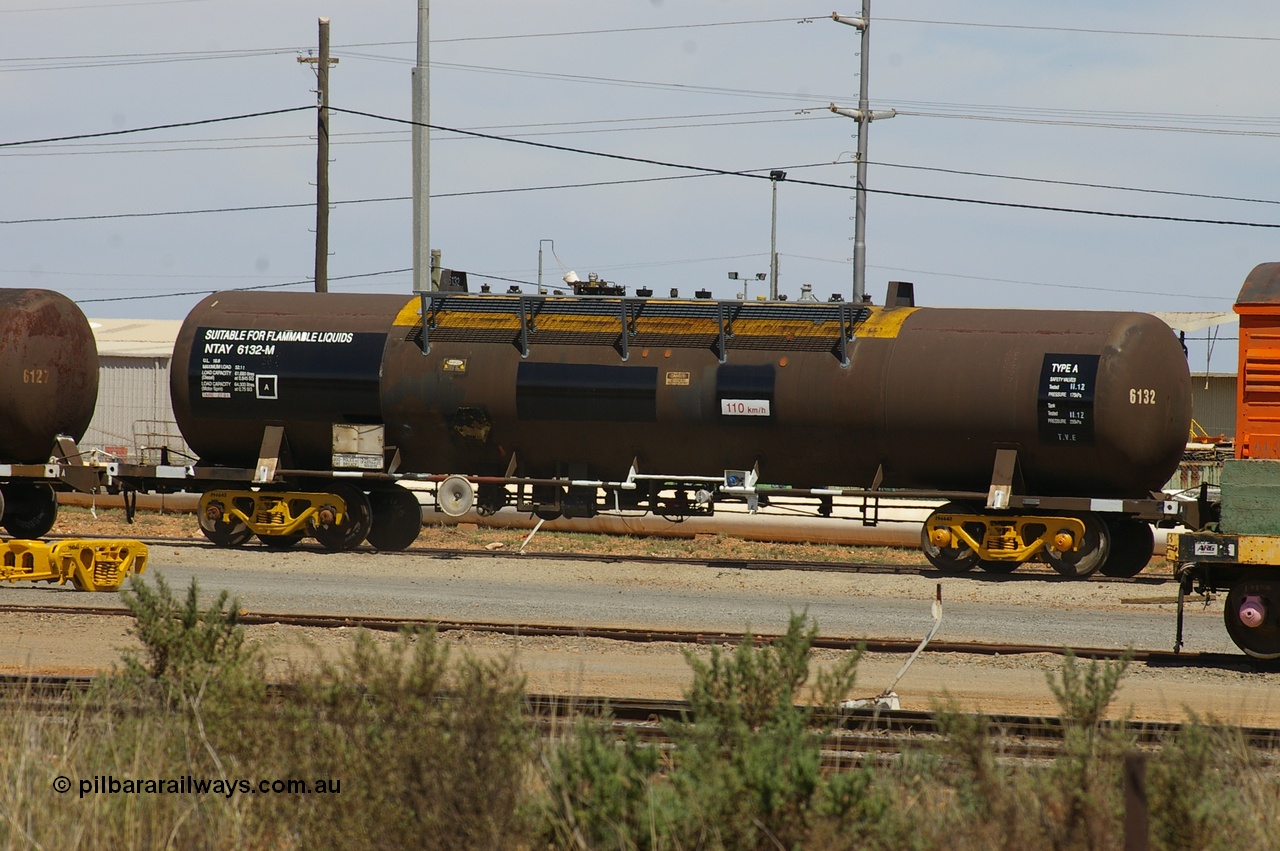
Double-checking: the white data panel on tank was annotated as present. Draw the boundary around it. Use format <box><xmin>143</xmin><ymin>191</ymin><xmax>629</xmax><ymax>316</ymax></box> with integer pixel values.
<box><xmin>720</xmin><ymin>399</ymin><xmax>771</xmax><ymax>417</ymax></box>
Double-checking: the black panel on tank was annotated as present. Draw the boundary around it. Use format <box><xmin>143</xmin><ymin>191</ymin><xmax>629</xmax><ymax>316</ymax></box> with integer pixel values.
<box><xmin>716</xmin><ymin>364</ymin><xmax>776</xmax><ymax>422</ymax></box>
<box><xmin>186</xmin><ymin>327</ymin><xmax>386</xmax><ymax>423</ymax></box>
<box><xmin>1037</xmin><ymin>353</ymin><xmax>1099</xmax><ymax>445</ymax></box>
<box><xmin>516</xmin><ymin>363</ymin><xmax>657</xmax><ymax>421</ymax></box>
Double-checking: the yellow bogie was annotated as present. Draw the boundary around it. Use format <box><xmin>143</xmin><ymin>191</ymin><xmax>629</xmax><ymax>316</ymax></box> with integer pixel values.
<box><xmin>0</xmin><ymin>539</ymin><xmax>147</xmax><ymax>592</ymax></box>
<box><xmin>925</xmin><ymin>511</ymin><xmax>1088</xmax><ymax>564</ymax></box>
<box><xmin>199</xmin><ymin>490</ymin><xmax>348</xmax><ymax>538</ymax></box>
<box><xmin>198</xmin><ymin>487</ymin><xmax>372</xmax><ymax>552</ymax></box>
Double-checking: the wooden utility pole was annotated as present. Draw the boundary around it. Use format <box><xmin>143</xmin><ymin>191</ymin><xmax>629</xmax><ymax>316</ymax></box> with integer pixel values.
<box><xmin>299</xmin><ymin>17</ymin><xmax>339</xmax><ymax>292</ymax></box>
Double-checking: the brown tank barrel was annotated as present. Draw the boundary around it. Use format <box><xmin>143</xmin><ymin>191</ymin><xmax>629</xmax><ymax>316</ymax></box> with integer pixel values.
<box><xmin>174</xmin><ymin>292</ymin><xmax>1192</xmax><ymax>498</ymax></box>
<box><xmin>874</xmin><ymin>307</ymin><xmax>1191</xmax><ymax>494</ymax></box>
<box><xmin>379</xmin><ymin>298</ymin><xmax>1191</xmax><ymax>498</ymax></box>
<box><xmin>0</xmin><ymin>289</ymin><xmax>98</xmax><ymax>463</ymax></box>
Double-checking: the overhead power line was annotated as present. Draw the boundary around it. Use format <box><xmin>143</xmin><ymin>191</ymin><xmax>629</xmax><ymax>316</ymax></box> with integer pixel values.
<box><xmin>6</xmin><ymin>45</ymin><xmax>1275</xmax><ymax>139</ymax></box>
<box><xmin>877</xmin><ymin>16</ymin><xmax>1280</xmax><ymax>42</ymax></box>
<box><xmin>430</xmin><ymin>17</ymin><xmax>807</xmax><ymax>43</ymax></box>
<box><xmin>2</xmin><ymin>0</ymin><xmax>210</xmax><ymax>14</ymax></box>
<box><xmin>3</xmin><ymin>104</ymin><xmax>1279</xmax><ymax>228</ymax></box>
<box><xmin>383</xmin><ymin>59</ymin><xmax>1280</xmax><ymax>138</ymax></box>
<box><xmin>331</xmin><ymin>106</ymin><xmax>1280</xmax><ymax>230</ymax></box>
<box><xmin>3</xmin><ymin>14</ymin><xmax>1270</xmax><ymax>55</ymax></box>
<box><xmin>869</xmin><ymin>160</ymin><xmax>1280</xmax><ymax>207</ymax></box>
<box><xmin>0</xmin><ymin>106</ymin><xmax>311</xmax><ymax>148</ymax></box>
<box><xmin>896</xmin><ymin>109</ymin><xmax>1280</xmax><ymax>138</ymax></box>
<box><xmin>75</xmin><ymin>268</ymin><xmax>410</xmax><ymax>304</ymax></box>
<box><xmin>431</xmin><ymin>18</ymin><xmax>1280</xmax><ymax>44</ymax></box>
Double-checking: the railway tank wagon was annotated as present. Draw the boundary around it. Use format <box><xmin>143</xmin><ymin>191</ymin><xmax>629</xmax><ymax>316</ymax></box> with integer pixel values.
<box><xmin>0</xmin><ymin>288</ymin><xmax>99</xmax><ymax>537</ymax></box>
<box><xmin>170</xmin><ymin>284</ymin><xmax>1191</xmax><ymax>573</ymax></box>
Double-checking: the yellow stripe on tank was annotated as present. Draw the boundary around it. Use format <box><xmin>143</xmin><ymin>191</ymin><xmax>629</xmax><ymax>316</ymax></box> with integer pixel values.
<box><xmin>855</xmin><ymin>306</ymin><xmax>918</xmax><ymax>339</ymax></box>
<box><xmin>393</xmin><ymin>298</ymin><xmax>421</xmax><ymax>327</ymax></box>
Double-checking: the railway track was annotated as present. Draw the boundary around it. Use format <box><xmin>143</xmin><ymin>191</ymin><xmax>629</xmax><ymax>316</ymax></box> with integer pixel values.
<box><xmin>533</xmin><ymin>698</ymin><xmax>1280</xmax><ymax>766</ymax></box>
<box><xmin>0</xmin><ymin>602</ymin><xmax>1252</xmax><ymax>670</ymax></box>
<box><xmin>1</xmin><ymin>674</ymin><xmax>1275</xmax><ymax>763</ymax></box>
<box><xmin>52</xmin><ymin>532</ymin><xmax>1178</xmax><ymax>585</ymax></box>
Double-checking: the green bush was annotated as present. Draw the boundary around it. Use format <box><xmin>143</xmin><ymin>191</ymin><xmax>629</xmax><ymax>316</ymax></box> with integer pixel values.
<box><xmin>248</xmin><ymin>628</ymin><xmax>536</xmax><ymax>850</ymax></box>
<box><xmin>0</xmin><ymin>578</ymin><xmax>537</xmax><ymax>849</ymax></box>
<box><xmin>1147</xmin><ymin>716</ymin><xmax>1270</xmax><ymax>851</ymax></box>
<box><xmin>118</xmin><ymin>573</ymin><xmax>263</xmax><ymax>712</ymax></box>
<box><xmin>543</xmin><ymin>720</ymin><xmax>665</xmax><ymax>850</ymax></box>
<box><xmin>540</xmin><ymin>612</ymin><xmax>863</xmax><ymax>849</ymax></box>
<box><xmin>1035</xmin><ymin>650</ymin><xmax>1135</xmax><ymax>850</ymax></box>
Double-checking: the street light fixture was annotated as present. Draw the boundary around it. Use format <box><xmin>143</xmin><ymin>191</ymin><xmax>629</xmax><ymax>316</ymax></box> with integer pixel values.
<box><xmin>728</xmin><ymin>271</ymin><xmax>767</xmax><ymax>301</ymax></box>
<box><xmin>769</xmin><ymin>170</ymin><xmax>786</xmax><ymax>300</ymax></box>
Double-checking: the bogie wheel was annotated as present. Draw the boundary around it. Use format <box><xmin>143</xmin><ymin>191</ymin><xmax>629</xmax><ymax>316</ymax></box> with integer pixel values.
<box><xmin>1099</xmin><ymin>517</ymin><xmax>1154</xmax><ymax>578</ymax></box>
<box><xmin>198</xmin><ymin>497</ymin><xmax>253</xmax><ymax>547</ymax></box>
<box><xmin>201</xmin><ymin>521</ymin><xmax>253</xmax><ymax>547</ymax></box>
<box><xmin>475</xmin><ymin>482</ymin><xmax>506</xmax><ymax>517</ymax></box>
<box><xmin>921</xmin><ymin>502</ymin><xmax>982</xmax><ymax>574</ymax></box>
<box><xmin>1</xmin><ymin>483</ymin><xmax>55</xmax><ymax>539</ymax></box>
<box><xmin>1224</xmin><ymin>576</ymin><xmax>1280</xmax><ymax>659</ymax></box>
<box><xmin>259</xmin><ymin>532</ymin><xmax>305</xmax><ymax>550</ymax></box>
<box><xmin>1043</xmin><ymin>513</ymin><xmax>1110</xmax><ymax>578</ymax></box>
<box><xmin>366</xmin><ymin>486</ymin><xmax>423</xmax><ymax>551</ymax></box>
<box><xmin>309</xmin><ymin>485</ymin><xmax>373</xmax><ymax>552</ymax></box>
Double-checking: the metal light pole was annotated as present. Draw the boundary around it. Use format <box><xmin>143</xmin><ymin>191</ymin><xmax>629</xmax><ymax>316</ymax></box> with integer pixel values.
<box><xmin>769</xmin><ymin>170</ymin><xmax>785</xmax><ymax>299</ymax></box>
<box><xmin>538</xmin><ymin>239</ymin><xmax>554</xmax><ymax>293</ymax></box>
<box><xmin>832</xmin><ymin>2</ymin><xmax>896</xmax><ymax>303</ymax></box>
<box><xmin>412</xmin><ymin>0</ymin><xmax>431</xmax><ymax>293</ymax></box>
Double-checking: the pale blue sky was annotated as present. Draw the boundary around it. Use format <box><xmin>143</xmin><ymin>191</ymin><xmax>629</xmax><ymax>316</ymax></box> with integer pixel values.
<box><xmin>3</xmin><ymin>1</ymin><xmax>1277</xmax><ymax>373</ymax></box>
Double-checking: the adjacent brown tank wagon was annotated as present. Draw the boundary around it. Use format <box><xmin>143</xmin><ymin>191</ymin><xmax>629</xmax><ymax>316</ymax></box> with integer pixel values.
<box><xmin>168</xmin><ymin>285</ymin><xmax>1191</xmax><ymax>574</ymax></box>
<box><xmin>0</xmin><ymin>289</ymin><xmax>98</xmax><ymax>463</ymax></box>
<box><xmin>0</xmin><ymin>289</ymin><xmax>100</xmax><ymax>537</ymax></box>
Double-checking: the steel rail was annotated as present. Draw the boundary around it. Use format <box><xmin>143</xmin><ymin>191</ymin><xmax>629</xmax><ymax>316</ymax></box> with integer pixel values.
<box><xmin>0</xmin><ymin>603</ymin><xmax>1251</xmax><ymax>668</ymax></box>
<box><xmin>44</xmin><ymin>532</ymin><xmax>1177</xmax><ymax>585</ymax></box>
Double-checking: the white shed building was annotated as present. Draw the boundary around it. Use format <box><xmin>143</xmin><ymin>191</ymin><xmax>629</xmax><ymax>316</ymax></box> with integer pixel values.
<box><xmin>82</xmin><ymin>318</ymin><xmax>190</xmax><ymax>464</ymax></box>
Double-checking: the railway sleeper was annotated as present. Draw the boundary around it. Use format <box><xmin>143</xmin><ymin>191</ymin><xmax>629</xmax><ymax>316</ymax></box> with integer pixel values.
<box><xmin>0</xmin><ymin>539</ymin><xmax>148</xmax><ymax>592</ymax></box>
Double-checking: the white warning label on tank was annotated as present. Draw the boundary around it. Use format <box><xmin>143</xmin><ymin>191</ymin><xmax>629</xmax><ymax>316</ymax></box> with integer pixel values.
<box><xmin>202</xmin><ymin>328</ymin><xmax>354</xmax><ymax>345</ymax></box>
<box><xmin>721</xmin><ymin>399</ymin><xmax>771</xmax><ymax>417</ymax></box>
